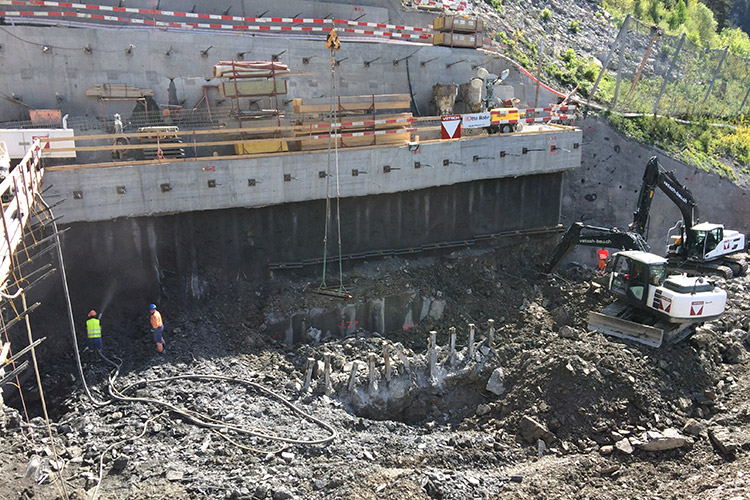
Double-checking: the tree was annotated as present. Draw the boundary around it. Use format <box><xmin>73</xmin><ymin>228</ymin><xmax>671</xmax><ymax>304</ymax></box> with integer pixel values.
<box><xmin>668</xmin><ymin>0</ymin><xmax>688</xmax><ymax>29</ymax></box>
<box><xmin>701</xmin><ymin>0</ymin><xmax>732</xmax><ymax>30</ymax></box>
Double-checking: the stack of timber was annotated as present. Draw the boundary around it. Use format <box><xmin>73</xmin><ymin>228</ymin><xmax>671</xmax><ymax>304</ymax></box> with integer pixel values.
<box><xmin>292</xmin><ymin>94</ymin><xmax>410</xmax><ymax>115</ymax></box>
<box><xmin>85</xmin><ymin>84</ymin><xmax>154</xmax><ymax>98</ymax></box>
<box><xmin>215</xmin><ymin>61</ymin><xmax>288</xmax><ymax>103</ymax></box>
<box><xmin>138</xmin><ymin>126</ymin><xmax>185</xmax><ymax>160</ymax></box>
<box><xmin>432</xmin><ymin>15</ymin><xmax>483</xmax><ymax>48</ymax></box>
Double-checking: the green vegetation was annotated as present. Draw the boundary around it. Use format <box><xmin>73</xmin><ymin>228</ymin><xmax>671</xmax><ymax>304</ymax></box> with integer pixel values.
<box><xmin>607</xmin><ymin>114</ymin><xmax>750</xmax><ymax>180</ymax></box>
<box><xmin>603</xmin><ymin>0</ymin><xmax>750</xmax><ymax>54</ymax></box>
<box><xmin>540</xmin><ymin>8</ymin><xmax>552</xmax><ymax>20</ymax></box>
<box><xmin>484</xmin><ymin>0</ymin><xmax>502</xmax><ymax>12</ymax></box>
<box><xmin>569</xmin><ymin>20</ymin><xmax>581</xmax><ymax>33</ymax></box>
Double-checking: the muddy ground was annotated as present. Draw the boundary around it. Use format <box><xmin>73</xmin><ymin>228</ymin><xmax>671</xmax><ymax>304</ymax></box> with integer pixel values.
<box><xmin>1</xmin><ymin>238</ymin><xmax>750</xmax><ymax>500</ymax></box>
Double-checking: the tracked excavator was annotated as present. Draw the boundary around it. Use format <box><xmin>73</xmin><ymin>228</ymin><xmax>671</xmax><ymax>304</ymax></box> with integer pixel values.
<box><xmin>588</xmin><ymin>250</ymin><xmax>726</xmax><ymax>347</ymax></box>
<box><xmin>544</xmin><ymin>223</ymin><xmax>727</xmax><ymax>347</ymax></box>
<box><xmin>630</xmin><ymin>156</ymin><xmax>747</xmax><ymax>279</ymax></box>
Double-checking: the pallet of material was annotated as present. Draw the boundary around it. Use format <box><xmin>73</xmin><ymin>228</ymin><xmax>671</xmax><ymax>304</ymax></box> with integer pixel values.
<box><xmin>293</xmin><ymin>94</ymin><xmax>411</xmax><ymax>114</ymax></box>
<box><xmin>219</xmin><ymin>79</ymin><xmax>287</xmax><ymax>98</ymax></box>
<box><xmin>213</xmin><ymin>61</ymin><xmax>290</xmax><ymax>79</ymax></box>
<box><xmin>299</xmin><ymin>130</ymin><xmax>411</xmax><ymax>151</ymax></box>
<box><xmin>85</xmin><ymin>84</ymin><xmax>155</xmax><ymax>98</ymax></box>
<box><xmin>433</xmin><ymin>15</ymin><xmax>483</xmax><ymax>33</ymax></box>
<box><xmin>234</xmin><ymin>140</ymin><xmax>289</xmax><ymax>155</ymax></box>
<box><xmin>432</xmin><ymin>32</ymin><xmax>481</xmax><ymax>48</ymax></box>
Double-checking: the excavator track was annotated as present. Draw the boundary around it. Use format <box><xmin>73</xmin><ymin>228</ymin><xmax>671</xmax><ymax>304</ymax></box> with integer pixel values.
<box><xmin>723</xmin><ymin>256</ymin><xmax>748</xmax><ymax>277</ymax></box>
<box><xmin>666</xmin><ymin>259</ymin><xmax>734</xmax><ymax>280</ymax></box>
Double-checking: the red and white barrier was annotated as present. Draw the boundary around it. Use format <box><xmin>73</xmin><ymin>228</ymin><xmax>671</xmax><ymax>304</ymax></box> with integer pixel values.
<box><xmin>0</xmin><ymin>8</ymin><xmax>433</xmax><ymax>40</ymax></box>
<box><xmin>3</xmin><ymin>0</ymin><xmax>430</xmax><ymax>33</ymax></box>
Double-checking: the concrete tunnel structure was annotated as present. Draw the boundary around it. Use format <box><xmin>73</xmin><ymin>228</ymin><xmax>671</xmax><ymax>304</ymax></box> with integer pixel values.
<box><xmin>0</xmin><ymin>0</ymin><xmax>582</xmax><ymax>347</ymax></box>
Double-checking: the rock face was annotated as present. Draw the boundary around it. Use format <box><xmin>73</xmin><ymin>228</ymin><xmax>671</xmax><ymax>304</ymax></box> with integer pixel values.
<box><xmin>519</xmin><ymin>416</ymin><xmax>554</xmax><ymax>444</ymax></box>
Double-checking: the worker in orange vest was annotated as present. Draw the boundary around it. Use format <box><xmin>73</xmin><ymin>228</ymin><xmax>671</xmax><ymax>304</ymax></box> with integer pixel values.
<box><xmin>149</xmin><ymin>304</ymin><xmax>165</xmax><ymax>352</ymax></box>
<box><xmin>597</xmin><ymin>247</ymin><xmax>610</xmax><ymax>274</ymax></box>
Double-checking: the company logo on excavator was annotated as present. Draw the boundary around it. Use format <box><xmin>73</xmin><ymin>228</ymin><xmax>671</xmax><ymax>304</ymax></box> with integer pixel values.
<box><xmin>663</xmin><ymin>181</ymin><xmax>689</xmax><ymax>205</ymax></box>
<box><xmin>690</xmin><ymin>301</ymin><xmax>704</xmax><ymax>316</ymax></box>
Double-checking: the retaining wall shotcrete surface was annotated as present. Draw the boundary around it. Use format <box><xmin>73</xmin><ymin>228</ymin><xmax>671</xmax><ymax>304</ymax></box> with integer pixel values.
<box><xmin>0</xmin><ymin>23</ymin><xmax>560</xmax><ymax>125</ymax></box>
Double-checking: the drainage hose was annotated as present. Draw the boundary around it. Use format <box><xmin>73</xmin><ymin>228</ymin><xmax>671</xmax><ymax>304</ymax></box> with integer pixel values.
<box><xmin>99</xmin><ymin>351</ymin><xmax>337</xmax><ymax>446</ymax></box>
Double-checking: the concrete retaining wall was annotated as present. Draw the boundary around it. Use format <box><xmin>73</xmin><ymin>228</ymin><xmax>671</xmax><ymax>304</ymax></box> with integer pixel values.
<box><xmin>44</xmin><ymin>129</ymin><xmax>581</xmax><ymax>222</ymax></box>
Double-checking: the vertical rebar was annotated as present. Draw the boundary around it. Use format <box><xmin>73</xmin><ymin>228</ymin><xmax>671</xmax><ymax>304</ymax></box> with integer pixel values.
<box><xmin>448</xmin><ymin>326</ymin><xmax>456</xmax><ymax>366</ymax></box>
<box><xmin>395</xmin><ymin>345</ymin><xmax>411</xmax><ymax>374</ymax></box>
<box><xmin>428</xmin><ymin>331</ymin><xmax>437</xmax><ymax>379</ymax></box>
<box><xmin>302</xmin><ymin>357</ymin><xmax>314</xmax><ymax>392</ymax></box>
<box><xmin>347</xmin><ymin>361</ymin><xmax>359</xmax><ymax>392</ymax></box>
<box><xmin>323</xmin><ymin>352</ymin><xmax>331</xmax><ymax>393</ymax></box>
<box><xmin>368</xmin><ymin>352</ymin><xmax>377</xmax><ymax>395</ymax></box>
<box><xmin>468</xmin><ymin>323</ymin><xmax>476</xmax><ymax>359</ymax></box>
<box><xmin>486</xmin><ymin>319</ymin><xmax>495</xmax><ymax>349</ymax></box>
<box><xmin>382</xmin><ymin>341</ymin><xmax>391</xmax><ymax>384</ymax></box>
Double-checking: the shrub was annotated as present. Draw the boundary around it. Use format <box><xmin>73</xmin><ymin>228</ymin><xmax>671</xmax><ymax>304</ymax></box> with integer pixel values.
<box><xmin>540</xmin><ymin>8</ymin><xmax>551</xmax><ymax>20</ymax></box>
<box><xmin>569</xmin><ymin>20</ymin><xmax>580</xmax><ymax>33</ymax></box>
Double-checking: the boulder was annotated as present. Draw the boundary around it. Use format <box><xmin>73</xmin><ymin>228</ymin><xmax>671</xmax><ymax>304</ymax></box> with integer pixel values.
<box><xmin>682</xmin><ymin>419</ymin><xmax>705</xmax><ymax>437</ymax></box>
<box><xmin>519</xmin><ymin>415</ymin><xmax>554</xmax><ymax>444</ymax></box>
<box><xmin>614</xmin><ymin>438</ymin><xmax>633</xmax><ymax>455</ymax></box>
<box><xmin>476</xmin><ymin>404</ymin><xmax>491</xmax><ymax>417</ymax></box>
<box><xmin>485</xmin><ymin>367</ymin><xmax>506</xmax><ymax>396</ymax></box>
<box><xmin>636</xmin><ymin>428</ymin><xmax>686</xmax><ymax>451</ymax></box>
<box><xmin>558</xmin><ymin>325</ymin><xmax>579</xmax><ymax>339</ymax></box>
<box><xmin>708</xmin><ymin>426</ymin><xmax>745</xmax><ymax>456</ymax></box>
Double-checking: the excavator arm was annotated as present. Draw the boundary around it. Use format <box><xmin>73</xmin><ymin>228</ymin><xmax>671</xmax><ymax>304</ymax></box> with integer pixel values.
<box><xmin>629</xmin><ymin>156</ymin><xmax>699</xmax><ymax>241</ymax></box>
<box><xmin>543</xmin><ymin>222</ymin><xmax>650</xmax><ymax>273</ymax></box>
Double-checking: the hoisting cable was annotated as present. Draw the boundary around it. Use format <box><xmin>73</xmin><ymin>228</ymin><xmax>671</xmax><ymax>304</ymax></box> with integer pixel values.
<box><xmin>318</xmin><ymin>32</ymin><xmax>335</xmax><ymax>291</ymax></box>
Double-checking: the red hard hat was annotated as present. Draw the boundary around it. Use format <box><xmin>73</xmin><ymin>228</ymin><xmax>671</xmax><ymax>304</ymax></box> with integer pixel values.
<box><xmin>88</xmin><ymin>310</ymin><xmax>97</xmax><ymax>317</ymax></box>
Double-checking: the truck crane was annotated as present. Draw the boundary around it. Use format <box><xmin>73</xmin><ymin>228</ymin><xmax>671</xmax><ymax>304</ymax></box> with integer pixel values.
<box><xmin>542</xmin><ymin>222</ymin><xmax>649</xmax><ymax>274</ymax></box>
<box><xmin>630</xmin><ymin>156</ymin><xmax>747</xmax><ymax>279</ymax></box>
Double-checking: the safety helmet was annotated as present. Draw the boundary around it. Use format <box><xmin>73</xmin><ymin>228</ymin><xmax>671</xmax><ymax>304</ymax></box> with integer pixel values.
<box><xmin>88</xmin><ymin>310</ymin><xmax>97</xmax><ymax>318</ymax></box>
<box><xmin>149</xmin><ymin>304</ymin><xmax>156</xmax><ymax>310</ymax></box>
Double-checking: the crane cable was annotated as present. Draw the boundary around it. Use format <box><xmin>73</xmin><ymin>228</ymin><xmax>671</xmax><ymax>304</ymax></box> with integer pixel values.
<box><xmin>318</xmin><ymin>29</ymin><xmax>345</xmax><ymax>295</ymax></box>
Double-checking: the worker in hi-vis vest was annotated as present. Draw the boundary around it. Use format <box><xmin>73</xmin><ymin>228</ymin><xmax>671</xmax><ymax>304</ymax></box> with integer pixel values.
<box><xmin>149</xmin><ymin>304</ymin><xmax>165</xmax><ymax>352</ymax></box>
<box><xmin>86</xmin><ymin>310</ymin><xmax>102</xmax><ymax>351</ymax></box>
<box><xmin>597</xmin><ymin>247</ymin><xmax>610</xmax><ymax>274</ymax></box>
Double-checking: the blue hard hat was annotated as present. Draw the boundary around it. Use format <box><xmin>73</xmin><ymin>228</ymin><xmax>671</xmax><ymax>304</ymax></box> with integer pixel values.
<box><xmin>149</xmin><ymin>304</ymin><xmax>156</xmax><ymax>310</ymax></box>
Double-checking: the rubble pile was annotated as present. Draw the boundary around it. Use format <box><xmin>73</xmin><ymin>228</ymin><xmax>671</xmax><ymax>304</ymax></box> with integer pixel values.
<box><xmin>1</xmin><ymin>244</ymin><xmax>750</xmax><ymax>499</ymax></box>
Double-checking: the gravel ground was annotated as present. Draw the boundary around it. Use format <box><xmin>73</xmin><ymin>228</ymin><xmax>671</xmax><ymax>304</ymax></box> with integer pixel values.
<box><xmin>2</xmin><ymin>241</ymin><xmax>749</xmax><ymax>500</ymax></box>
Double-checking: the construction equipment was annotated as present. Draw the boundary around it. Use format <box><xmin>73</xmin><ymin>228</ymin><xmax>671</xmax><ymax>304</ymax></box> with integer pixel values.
<box><xmin>588</xmin><ymin>250</ymin><xmax>727</xmax><ymax>347</ymax></box>
<box><xmin>470</xmin><ymin>68</ymin><xmax>521</xmax><ymax>133</ymax></box>
<box><xmin>542</xmin><ymin>222</ymin><xmax>649</xmax><ymax>274</ymax></box>
<box><xmin>630</xmin><ymin>156</ymin><xmax>747</xmax><ymax>279</ymax></box>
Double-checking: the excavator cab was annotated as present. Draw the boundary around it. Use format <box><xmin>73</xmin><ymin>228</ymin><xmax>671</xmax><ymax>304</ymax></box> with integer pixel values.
<box><xmin>609</xmin><ymin>251</ymin><xmax>666</xmax><ymax>305</ymax></box>
<box><xmin>688</xmin><ymin>224</ymin><xmax>722</xmax><ymax>259</ymax></box>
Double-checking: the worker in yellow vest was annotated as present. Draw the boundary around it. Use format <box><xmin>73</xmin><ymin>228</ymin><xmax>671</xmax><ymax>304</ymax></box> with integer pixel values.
<box><xmin>149</xmin><ymin>304</ymin><xmax>165</xmax><ymax>352</ymax></box>
<box><xmin>86</xmin><ymin>310</ymin><xmax>102</xmax><ymax>352</ymax></box>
